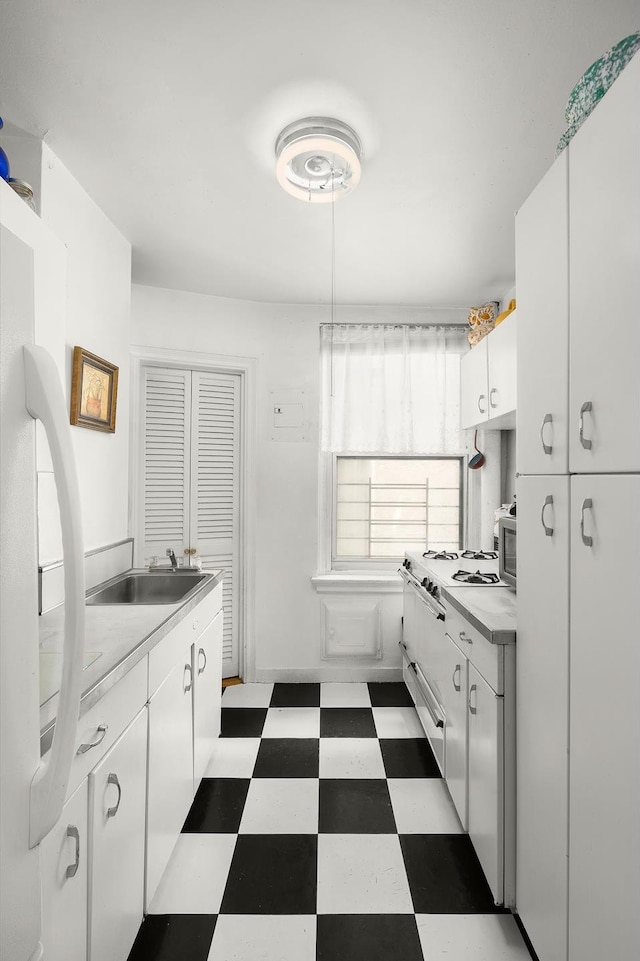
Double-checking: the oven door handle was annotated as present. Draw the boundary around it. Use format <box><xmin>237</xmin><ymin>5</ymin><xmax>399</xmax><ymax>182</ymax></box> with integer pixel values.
<box><xmin>413</xmin><ymin>663</ymin><xmax>445</xmax><ymax>729</ymax></box>
<box><xmin>403</xmin><ymin>575</ymin><xmax>445</xmax><ymax>621</ymax></box>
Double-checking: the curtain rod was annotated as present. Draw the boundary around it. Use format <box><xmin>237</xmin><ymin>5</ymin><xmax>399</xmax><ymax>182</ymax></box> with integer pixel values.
<box><xmin>320</xmin><ymin>322</ymin><xmax>469</xmax><ymax>331</ymax></box>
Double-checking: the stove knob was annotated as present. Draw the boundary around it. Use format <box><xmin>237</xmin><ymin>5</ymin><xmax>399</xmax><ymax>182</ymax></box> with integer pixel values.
<box><xmin>403</xmin><ymin>559</ymin><xmax>410</xmax><ymax>569</ymax></box>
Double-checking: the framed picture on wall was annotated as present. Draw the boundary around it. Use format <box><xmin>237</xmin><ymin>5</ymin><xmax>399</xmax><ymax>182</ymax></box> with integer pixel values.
<box><xmin>70</xmin><ymin>346</ymin><xmax>119</xmax><ymax>432</ymax></box>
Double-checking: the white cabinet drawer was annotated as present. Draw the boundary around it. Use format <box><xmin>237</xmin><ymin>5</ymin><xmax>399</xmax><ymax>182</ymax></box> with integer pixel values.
<box><xmin>444</xmin><ymin>605</ymin><xmax>501</xmax><ymax>694</ymax></box>
<box><xmin>148</xmin><ymin>583</ymin><xmax>222</xmax><ymax>696</ymax></box>
<box><xmin>66</xmin><ymin>657</ymin><xmax>147</xmax><ymax>802</ymax></box>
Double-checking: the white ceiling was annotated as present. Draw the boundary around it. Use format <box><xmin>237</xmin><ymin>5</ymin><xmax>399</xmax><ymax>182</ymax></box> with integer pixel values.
<box><xmin>0</xmin><ymin>1</ymin><xmax>638</xmax><ymax>308</ymax></box>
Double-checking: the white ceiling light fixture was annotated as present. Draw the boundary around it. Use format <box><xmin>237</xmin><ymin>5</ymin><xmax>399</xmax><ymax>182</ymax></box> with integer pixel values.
<box><xmin>275</xmin><ymin>117</ymin><xmax>362</xmax><ymax>203</ymax></box>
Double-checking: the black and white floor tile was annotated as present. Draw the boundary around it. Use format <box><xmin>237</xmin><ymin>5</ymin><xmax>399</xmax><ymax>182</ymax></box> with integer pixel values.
<box><xmin>128</xmin><ymin>682</ymin><xmax>533</xmax><ymax>961</ymax></box>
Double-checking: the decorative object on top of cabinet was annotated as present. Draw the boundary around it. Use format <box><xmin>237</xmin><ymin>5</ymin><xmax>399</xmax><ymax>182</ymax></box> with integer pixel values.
<box><xmin>7</xmin><ymin>178</ymin><xmax>36</xmax><ymax>211</ymax></box>
<box><xmin>556</xmin><ymin>30</ymin><xmax>640</xmax><ymax>156</ymax></box>
<box><xmin>70</xmin><ymin>346</ymin><xmax>118</xmax><ymax>433</ymax></box>
<box><xmin>0</xmin><ymin>117</ymin><xmax>10</xmax><ymax>180</ymax></box>
<box><xmin>494</xmin><ymin>298</ymin><xmax>516</xmax><ymax>327</ymax></box>
<box><xmin>466</xmin><ymin>302</ymin><xmax>498</xmax><ymax>346</ymax></box>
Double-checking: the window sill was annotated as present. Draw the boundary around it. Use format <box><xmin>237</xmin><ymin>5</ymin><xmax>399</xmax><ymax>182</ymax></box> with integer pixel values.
<box><xmin>311</xmin><ymin>572</ymin><xmax>403</xmax><ymax>594</ymax></box>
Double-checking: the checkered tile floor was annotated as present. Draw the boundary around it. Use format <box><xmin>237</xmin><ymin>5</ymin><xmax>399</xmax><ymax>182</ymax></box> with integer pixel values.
<box><xmin>128</xmin><ymin>683</ymin><xmax>532</xmax><ymax>961</ymax></box>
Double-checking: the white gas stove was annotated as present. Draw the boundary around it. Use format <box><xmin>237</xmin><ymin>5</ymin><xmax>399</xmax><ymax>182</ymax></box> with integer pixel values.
<box><xmin>402</xmin><ymin>548</ymin><xmax>510</xmax><ymax>607</ymax></box>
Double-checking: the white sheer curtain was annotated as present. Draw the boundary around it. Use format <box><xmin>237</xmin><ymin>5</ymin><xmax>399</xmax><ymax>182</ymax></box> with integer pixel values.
<box><xmin>320</xmin><ymin>324</ymin><xmax>469</xmax><ymax>454</ymax></box>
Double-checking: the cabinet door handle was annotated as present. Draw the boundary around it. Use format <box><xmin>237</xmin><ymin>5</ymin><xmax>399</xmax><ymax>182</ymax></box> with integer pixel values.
<box><xmin>579</xmin><ymin>401</ymin><xmax>593</xmax><ymax>450</ymax></box>
<box><xmin>452</xmin><ymin>664</ymin><xmax>461</xmax><ymax>692</ymax></box>
<box><xmin>580</xmin><ymin>498</ymin><xmax>594</xmax><ymax>547</ymax></box>
<box><xmin>489</xmin><ymin>387</ymin><xmax>499</xmax><ymax>409</ymax></box>
<box><xmin>197</xmin><ymin>648</ymin><xmax>207</xmax><ymax>675</ymax></box>
<box><xmin>540</xmin><ymin>413</ymin><xmax>553</xmax><ymax>455</ymax></box>
<box><xmin>478</xmin><ymin>394</ymin><xmax>487</xmax><ymax>414</ymax></box>
<box><xmin>459</xmin><ymin>631</ymin><xmax>472</xmax><ymax>645</ymax></box>
<box><xmin>541</xmin><ymin>494</ymin><xmax>554</xmax><ymax>537</ymax></box>
<box><xmin>76</xmin><ymin>723</ymin><xmax>108</xmax><ymax>755</ymax></box>
<box><xmin>468</xmin><ymin>683</ymin><xmax>478</xmax><ymax>715</ymax></box>
<box><xmin>106</xmin><ymin>773</ymin><xmax>121</xmax><ymax>819</ymax></box>
<box><xmin>65</xmin><ymin>825</ymin><xmax>80</xmax><ymax>878</ymax></box>
<box><xmin>184</xmin><ymin>663</ymin><xmax>193</xmax><ymax>693</ymax></box>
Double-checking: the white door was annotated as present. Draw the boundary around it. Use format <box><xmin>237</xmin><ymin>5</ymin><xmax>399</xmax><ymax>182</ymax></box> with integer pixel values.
<box><xmin>141</xmin><ymin>364</ymin><xmax>241</xmax><ymax>678</ymax></box>
<box><xmin>442</xmin><ymin>632</ymin><xmax>468</xmax><ymax>829</ymax></box>
<box><xmin>568</xmin><ymin>474</ymin><xmax>640</xmax><ymax>961</ymax></box>
<box><xmin>516</xmin><ymin>474</ymin><xmax>570</xmax><ymax>961</ymax></box>
<box><xmin>142</xmin><ymin>366</ymin><xmax>192</xmax><ymax>565</ymax></box>
<box><xmin>146</xmin><ymin>657</ymin><xmax>194</xmax><ymax>909</ymax></box>
<box><xmin>467</xmin><ymin>664</ymin><xmax>502</xmax><ymax>904</ymax></box>
<box><xmin>40</xmin><ymin>779</ymin><xmax>88</xmax><ymax>961</ymax></box>
<box><xmin>486</xmin><ymin>315</ymin><xmax>516</xmax><ymax>424</ymax></box>
<box><xmin>193</xmin><ymin>608</ymin><xmax>224</xmax><ymax>787</ymax></box>
<box><xmin>515</xmin><ymin>152</ymin><xmax>569</xmax><ymax>474</ymax></box>
<box><xmin>568</xmin><ymin>54</ymin><xmax>640</xmax><ymax>473</ymax></box>
<box><xmin>460</xmin><ymin>337</ymin><xmax>488</xmax><ymax>430</ymax></box>
<box><xmin>190</xmin><ymin>371</ymin><xmax>240</xmax><ymax>677</ymax></box>
<box><xmin>88</xmin><ymin>708</ymin><xmax>147</xmax><ymax>961</ymax></box>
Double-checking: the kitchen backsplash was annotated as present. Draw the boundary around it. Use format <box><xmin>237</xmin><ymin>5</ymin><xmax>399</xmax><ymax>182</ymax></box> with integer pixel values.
<box><xmin>39</xmin><ymin>537</ymin><xmax>133</xmax><ymax>614</ymax></box>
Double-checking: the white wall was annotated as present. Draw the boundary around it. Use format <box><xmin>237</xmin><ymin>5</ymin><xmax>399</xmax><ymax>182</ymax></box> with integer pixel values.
<box><xmin>131</xmin><ymin>284</ymin><xmax>467</xmax><ymax>679</ymax></box>
<box><xmin>37</xmin><ymin>144</ymin><xmax>131</xmax><ymax>558</ymax></box>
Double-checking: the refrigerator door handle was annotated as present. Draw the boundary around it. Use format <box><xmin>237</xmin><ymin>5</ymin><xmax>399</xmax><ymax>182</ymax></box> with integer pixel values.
<box><xmin>24</xmin><ymin>346</ymin><xmax>86</xmax><ymax>848</ymax></box>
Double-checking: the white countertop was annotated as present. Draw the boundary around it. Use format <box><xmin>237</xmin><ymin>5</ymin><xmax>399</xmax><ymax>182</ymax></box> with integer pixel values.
<box><xmin>39</xmin><ymin>569</ymin><xmax>223</xmax><ymax>738</ymax></box>
<box><xmin>442</xmin><ymin>586</ymin><xmax>517</xmax><ymax>644</ymax></box>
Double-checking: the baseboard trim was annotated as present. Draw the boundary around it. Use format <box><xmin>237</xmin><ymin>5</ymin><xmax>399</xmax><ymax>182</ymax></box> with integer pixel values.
<box><xmin>253</xmin><ymin>667</ymin><xmax>403</xmax><ymax>683</ymax></box>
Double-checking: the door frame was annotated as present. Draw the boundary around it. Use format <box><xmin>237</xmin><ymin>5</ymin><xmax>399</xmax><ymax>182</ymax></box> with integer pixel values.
<box><xmin>129</xmin><ymin>346</ymin><xmax>257</xmax><ymax>682</ymax></box>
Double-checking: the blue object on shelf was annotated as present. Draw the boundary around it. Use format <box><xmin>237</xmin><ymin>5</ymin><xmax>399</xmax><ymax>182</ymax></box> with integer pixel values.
<box><xmin>0</xmin><ymin>117</ymin><xmax>10</xmax><ymax>181</ymax></box>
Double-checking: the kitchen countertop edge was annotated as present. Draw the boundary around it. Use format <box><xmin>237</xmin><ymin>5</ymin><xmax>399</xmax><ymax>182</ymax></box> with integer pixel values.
<box><xmin>442</xmin><ymin>586</ymin><xmax>516</xmax><ymax>645</ymax></box>
<box><xmin>40</xmin><ymin>569</ymin><xmax>224</xmax><ymax>753</ymax></box>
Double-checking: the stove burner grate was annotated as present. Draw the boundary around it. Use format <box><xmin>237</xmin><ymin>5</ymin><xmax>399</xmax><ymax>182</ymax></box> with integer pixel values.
<box><xmin>461</xmin><ymin>549</ymin><xmax>498</xmax><ymax>560</ymax></box>
<box><xmin>452</xmin><ymin>569</ymin><xmax>500</xmax><ymax>585</ymax></box>
<box><xmin>423</xmin><ymin>550</ymin><xmax>459</xmax><ymax>561</ymax></box>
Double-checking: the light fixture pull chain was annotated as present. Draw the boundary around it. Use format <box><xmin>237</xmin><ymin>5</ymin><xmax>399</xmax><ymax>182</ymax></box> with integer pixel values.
<box><xmin>330</xmin><ymin>156</ymin><xmax>336</xmax><ymax>397</ymax></box>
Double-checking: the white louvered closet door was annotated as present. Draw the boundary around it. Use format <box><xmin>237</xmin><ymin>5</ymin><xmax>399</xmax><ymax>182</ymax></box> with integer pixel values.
<box><xmin>190</xmin><ymin>371</ymin><xmax>240</xmax><ymax>677</ymax></box>
<box><xmin>141</xmin><ymin>366</ymin><xmax>241</xmax><ymax>678</ymax></box>
<box><xmin>142</xmin><ymin>368</ymin><xmax>192</xmax><ymax>564</ymax></box>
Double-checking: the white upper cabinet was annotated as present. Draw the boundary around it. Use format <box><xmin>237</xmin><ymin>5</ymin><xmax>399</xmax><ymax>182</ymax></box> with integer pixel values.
<box><xmin>516</xmin><ymin>153</ymin><xmax>569</xmax><ymax>474</ymax></box>
<box><xmin>569</xmin><ymin>53</ymin><xmax>640</xmax><ymax>473</ymax></box>
<box><xmin>461</xmin><ymin>337</ymin><xmax>489</xmax><ymax>430</ymax></box>
<box><xmin>461</xmin><ymin>315</ymin><xmax>516</xmax><ymax>432</ymax></box>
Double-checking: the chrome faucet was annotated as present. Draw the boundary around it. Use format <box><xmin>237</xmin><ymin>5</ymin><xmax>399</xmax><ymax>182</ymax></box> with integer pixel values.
<box><xmin>166</xmin><ymin>548</ymin><xmax>178</xmax><ymax>571</ymax></box>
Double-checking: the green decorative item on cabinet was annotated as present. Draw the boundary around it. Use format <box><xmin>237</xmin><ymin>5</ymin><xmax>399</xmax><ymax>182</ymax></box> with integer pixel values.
<box><xmin>556</xmin><ymin>30</ymin><xmax>640</xmax><ymax>156</ymax></box>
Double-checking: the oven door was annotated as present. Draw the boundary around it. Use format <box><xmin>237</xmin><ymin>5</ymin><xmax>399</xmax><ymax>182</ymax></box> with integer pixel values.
<box><xmin>399</xmin><ymin>640</ymin><xmax>445</xmax><ymax>774</ymax></box>
<box><xmin>399</xmin><ymin>570</ymin><xmax>446</xmax><ymax>773</ymax></box>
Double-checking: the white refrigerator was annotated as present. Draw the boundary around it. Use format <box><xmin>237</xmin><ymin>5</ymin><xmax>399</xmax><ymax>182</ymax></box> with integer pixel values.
<box><xmin>1</xmin><ymin>189</ymin><xmax>86</xmax><ymax>960</ymax></box>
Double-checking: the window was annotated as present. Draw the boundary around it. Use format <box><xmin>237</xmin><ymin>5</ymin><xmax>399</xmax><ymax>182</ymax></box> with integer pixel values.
<box><xmin>319</xmin><ymin>323</ymin><xmax>469</xmax><ymax>570</ymax></box>
<box><xmin>334</xmin><ymin>456</ymin><xmax>463</xmax><ymax>561</ymax></box>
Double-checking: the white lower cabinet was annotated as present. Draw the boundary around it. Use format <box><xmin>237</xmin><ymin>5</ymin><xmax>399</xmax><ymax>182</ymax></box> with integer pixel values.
<box><xmin>442</xmin><ymin>632</ymin><xmax>468</xmax><ymax>829</ymax></box>
<box><xmin>193</xmin><ymin>608</ymin><xmax>224</xmax><ymax>786</ymax></box>
<box><xmin>88</xmin><ymin>707</ymin><xmax>147</xmax><ymax>961</ymax></box>
<box><xmin>40</xmin><ymin>779</ymin><xmax>88</xmax><ymax>961</ymax></box>
<box><xmin>467</xmin><ymin>664</ymin><xmax>503</xmax><ymax>903</ymax></box>
<box><xmin>441</xmin><ymin>601</ymin><xmax>515</xmax><ymax>907</ymax></box>
<box><xmin>516</xmin><ymin>474</ymin><xmax>570</xmax><ymax>961</ymax></box>
<box><xmin>568</xmin><ymin>474</ymin><xmax>640</xmax><ymax>961</ymax></box>
<box><xmin>146</xmin><ymin>647</ymin><xmax>195</xmax><ymax>908</ymax></box>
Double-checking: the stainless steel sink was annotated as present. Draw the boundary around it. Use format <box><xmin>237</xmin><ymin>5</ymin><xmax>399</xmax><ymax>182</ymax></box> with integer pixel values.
<box><xmin>86</xmin><ymin>572</ymin><xmax>206</xmax><ymax>605</ymax></box>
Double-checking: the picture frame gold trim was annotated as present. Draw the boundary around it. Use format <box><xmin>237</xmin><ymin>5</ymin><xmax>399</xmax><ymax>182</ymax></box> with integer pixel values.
<box><xmin>70</xmin><ymin>346</ymin><xmax>119</xmax><ymax>433</ymax></box>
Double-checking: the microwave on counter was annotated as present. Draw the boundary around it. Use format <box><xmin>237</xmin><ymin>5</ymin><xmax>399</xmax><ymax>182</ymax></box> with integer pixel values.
<box><xmin>498</xmin><ymin>516</ymin><xmax>516</xmax><ymax>588</ymax></box>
